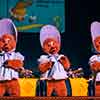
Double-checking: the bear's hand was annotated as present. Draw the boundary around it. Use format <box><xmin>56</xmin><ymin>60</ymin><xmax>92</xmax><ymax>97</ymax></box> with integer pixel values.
<box><xmin>39</xmin><ymin>61</ymin><xmax>54</xmax><ymax>73</ymax></box>
<box><xmin>58</xmin><ymin>56</ymin><xmax>70</xmax><ymax>70</ymax></box>
<box><xmin>90</xmin><ymin>61</ymin><xmax>100</xmax><ymax>72</ymax></box>
<box><xmin>4</xmin><ymin>59</ymin><xmax>24</xmax><ymax>71</ymax></box>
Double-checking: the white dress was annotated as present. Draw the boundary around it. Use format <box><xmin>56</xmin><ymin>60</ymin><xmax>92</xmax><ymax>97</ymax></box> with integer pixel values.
<box><xmin>0</xmin><ymin>52</ymin><xmax>24</xmax><ymax>81</ymax></box>
<box><xmin>38</xmin><ymin>54</ymin><xmax>69</xmax><ymax>80</ymax></box>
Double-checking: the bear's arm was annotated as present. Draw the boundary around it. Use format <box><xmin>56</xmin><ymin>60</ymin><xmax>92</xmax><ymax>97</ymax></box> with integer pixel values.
<box><xmin>5</xmin><ymin>59</ymin><xmax>24</xmax><ymax>70</ymax></box>
<box><xmin>89</xmin><ymin>55</ymin><xmax>100</xmax><ymax>72</ymax></box>
<box><xmin>90</xmin><ymin>61</ymin><xmax>100</xmax><ymax>72</ymax></box>
<box><xmin>59</xmin><ymin>56</ymin><xmax>71</xmax><ymax>70</ymax></box>
<box><xmin>38</xmin><ymin>61</ymin><xmax>53</xmax><ymax>73</ymax></box>
<box><xmin>4</xmin><ymin>52</ymin><xmax>24</xmax><ymax>71</ymax></box>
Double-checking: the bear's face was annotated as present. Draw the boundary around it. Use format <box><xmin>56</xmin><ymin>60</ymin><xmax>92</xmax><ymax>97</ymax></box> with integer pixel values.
<box><xmin>43</xmin><ymin>38</ymin><xmax>60</xmax><ymax>54</ymax></box>
<box><xmin>94</xmin><ymin>36</ymin><xmax>100</xmax><ymax>52</ymax></box>
<box><xmin>1</xmin><ymin>34</ymin><xmax>16</xmax><ymax>52</ymax></box>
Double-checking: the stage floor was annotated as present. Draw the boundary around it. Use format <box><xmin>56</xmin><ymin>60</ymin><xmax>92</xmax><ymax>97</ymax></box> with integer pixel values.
<box><xmin>0</xmin><ymin>97</ymin><xmax>100</xmax><ymax>100</ymax></box>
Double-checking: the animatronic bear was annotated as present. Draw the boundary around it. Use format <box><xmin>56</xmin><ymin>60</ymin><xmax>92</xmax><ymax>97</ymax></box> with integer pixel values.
<box><xmin>89</xmin><ymin>21</ymin><xmax>100</xmax><ymax>96</ymax></box>
<box><xmin>0</xmin><ymin>19</ymin><xmax>24</xmax><ymax>96</ymax></box>
<box><xmin>38</xmin><ymin>25</ymin><xmax>71</xmax><ymax>96</ymax></box>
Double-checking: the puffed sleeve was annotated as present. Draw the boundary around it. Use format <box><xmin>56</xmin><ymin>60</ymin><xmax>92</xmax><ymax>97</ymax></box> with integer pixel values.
<box><xmin>38</xmin><ymin>55</ymin><xmax>49</xmax><ymax>64</ymax></box>
<box><xmin>89</xmin><ymin>55</ymin><xmax>98</xmax><ymax>65</ymax></box>
<box><xmin>14</xmin><ymin>52</ymin><xmax>24</xmax><ymax>61</ymax></box>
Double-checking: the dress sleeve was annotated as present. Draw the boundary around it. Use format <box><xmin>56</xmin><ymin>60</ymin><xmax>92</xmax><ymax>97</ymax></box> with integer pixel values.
<box><xmin>38</xmin><ymin>55</ymin><xmax>49</xmax><ymax>64</ymax></box>
<box><xmin>14</xmin><ymin>52</ymin><xmax>24</xmax><ymax>61</ymax></box>
<box><xmin>89</xmin><ymin>55</ymin><xmax>97</xmax><ymax>65</ymax></box>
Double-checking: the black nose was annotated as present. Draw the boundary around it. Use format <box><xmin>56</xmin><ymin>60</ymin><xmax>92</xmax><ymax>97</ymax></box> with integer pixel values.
<box><xmin>3</xmin><ymin>45</ymin><xmax>9</xmax><ymax>50</ymax></box>
<box><xmin>4</xmin><ymin>44</ymin><xmax>8</xmax><ymax>46</ymax></box>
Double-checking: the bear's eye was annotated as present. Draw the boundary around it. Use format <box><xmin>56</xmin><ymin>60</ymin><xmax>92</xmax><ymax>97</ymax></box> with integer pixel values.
<box><xmin>5</xmin><ymin>38</ymin><xmax>10</xmax><ymax>43</ymax></box>
<box><xmin>2</xmin><ymin>38</ymin><xmax>10</xmax><ymax>44</ymax></box>
<box><xmin>96</xmin><ymin>45</ymin><xmax>99</xmax><ymax>48</ymax></box>
<box><xmin>47</xmin><ymin>43</ymin><xmax>51</xmax><ymax>47</ymax></box>
<box><xmin>98</xmin><ymin>41</ymin><xmax>100</xmax><ymax>44</ymax></box>
<box><xmin>47</xmin><ymin>42</ymin><xmax>52</xmax><ymax>46</ymax></box>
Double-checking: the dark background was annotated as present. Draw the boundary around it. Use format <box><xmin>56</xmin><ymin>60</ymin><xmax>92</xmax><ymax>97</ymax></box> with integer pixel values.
<box><xmin>16</xmin><ymin>0</ymin><xmax>100</xmax><ymax>77</ymax></box>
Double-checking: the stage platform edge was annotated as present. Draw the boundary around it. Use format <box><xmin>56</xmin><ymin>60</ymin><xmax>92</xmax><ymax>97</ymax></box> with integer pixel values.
<box><xmin>0</xmin><ymin>97</ymin><xmax>100</xmax><ymax>100</ymax></box>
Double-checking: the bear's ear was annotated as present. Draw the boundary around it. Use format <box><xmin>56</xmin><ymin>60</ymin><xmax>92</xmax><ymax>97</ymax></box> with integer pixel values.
<box><xmin>0</xmin><ymin>18</ymin><xmax>17</xmax><ymax>42</ymax></box>
<box><xmin>40</xmin><ymin>25</ymin><xmax>61</xmax><ymax>48</ymax></box>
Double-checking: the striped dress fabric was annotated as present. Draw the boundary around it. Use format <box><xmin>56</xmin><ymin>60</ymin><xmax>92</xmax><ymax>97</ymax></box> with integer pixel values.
<box><xmin>0</xmin><ymin>52</ymin><xmax>24</xmax><ymax>81</ymax></box>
